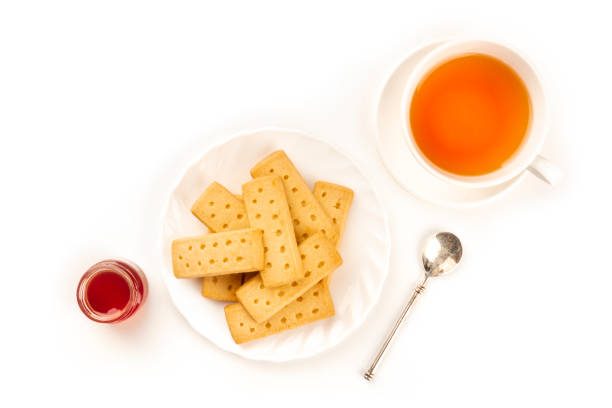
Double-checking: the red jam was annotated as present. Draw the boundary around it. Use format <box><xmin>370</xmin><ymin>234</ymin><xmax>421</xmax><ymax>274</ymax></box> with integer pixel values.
<box><xmin>86</xmin><ymin>272</ymin><xmax>131</xmax><ymax>314</ymax></box>
<box><xmin>77</xmin><ymin>259</ymin><xmax>148</xmax><ymax>323</ymax></box>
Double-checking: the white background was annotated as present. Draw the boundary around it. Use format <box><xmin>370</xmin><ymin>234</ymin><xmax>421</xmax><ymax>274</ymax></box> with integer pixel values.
<box><xmin>1</xmin><ymin>1</ymin><xmax>610</xmax><ymax>406</ymax></box>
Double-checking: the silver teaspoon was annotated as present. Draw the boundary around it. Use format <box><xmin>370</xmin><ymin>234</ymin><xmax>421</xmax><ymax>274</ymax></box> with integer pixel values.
<box><xmin>363</xmin><ymin>232</ymin><xmax>463</xmax><ymax>381</ymax></box>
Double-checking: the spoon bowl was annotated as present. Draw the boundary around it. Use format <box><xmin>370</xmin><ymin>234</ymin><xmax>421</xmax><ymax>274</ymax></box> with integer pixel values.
<box><xmin>422</xmin><ymin>232</ymin><xmax>463</xmax><ymax>277</ymax></box>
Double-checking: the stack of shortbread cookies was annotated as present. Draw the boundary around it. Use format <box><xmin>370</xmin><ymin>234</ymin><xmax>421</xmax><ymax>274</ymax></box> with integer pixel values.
<box><xmin>172</xmin><ymin>150</ymin><xmax>353</xmax><ymax>344</ymax></box>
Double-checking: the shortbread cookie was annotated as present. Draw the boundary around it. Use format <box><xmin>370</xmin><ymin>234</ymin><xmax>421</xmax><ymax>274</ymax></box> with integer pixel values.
<box><xmin>313</xmin><ymin>181</ymin><xmax>353</xmax><ymax>246</ymax></box>
<box><xmin>225</xmin><ymin>280</ymin><xmax>334</xmax><ymax>344</ymax></box>
<box><xmin>202</xmin><ymin>268</ymin><xmax>255</xmax><ymax>302</ymax></box>
<box><xmin>242</xmin><ymin>176</ymin><xmax>303</xmax><ymax>287</ymax></box>
<box><xmin>191</xmin><ymin>182</ymin><xmax>249</xmax><ymax>233</ymax></box>
<box><xmin>172</xmin><ymin>228</ymin><xmax>264</xmax><ymax>278</ymax></box>
<box><xmin>202</xmin><ymin>271</ymin><xmax>244</xmax><ymax>301</ymax></box>
<box><xmin>201</xmin><ymin>274</ymin><xmax>243</xmax><ymax>301</ymax></box>
<box><xmin>313</xmin><ymin>181</ymin><xmax>353</xmax><ymax>284</ymax></box>
<box><xmin>235</xmin><ymin>233</ymin><xmax>342</xmax><ymax>323</ymax></box>
<box><xmin>191</xmin><ymin>183</ymin><xmax>251</xmax><ymax>300</ymax></box>
<box><xmin>250</xmin><ymin>151</ymin><xmax>338</xmax><ymax>244</ymax></box>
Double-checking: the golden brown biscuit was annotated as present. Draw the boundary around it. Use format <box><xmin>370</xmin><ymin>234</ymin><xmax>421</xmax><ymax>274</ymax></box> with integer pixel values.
<box><xmin>313</xmin><ymin>181</ymin><xmax>353</xmax><ymax>246</ymax></box>
<box><xmin>172</xmin><ymin>228</ymin><xmax>264</xmax><ymax>278</ymax></box>
<box><xmin>191</xmin><ymin>182</ymin><xmax>249</xmax><ymax>233</ymax></box>
<box><xmin>250</xmin><ymin>151</ymin><xmax>338</xmax><ymax>244</ymax></box>
<box><xmin>191</xmin><ymin>183</ymin><xmax>251</xmax><ymax>301</ymax></box>
<box><xmin>235</xmin><ymin>233</ymin><xmax>341</xmax><ymax>323</ymax></box>
<box><xmin>225</xmin><ymin>280</ymin><xmax>334</xmax><ymax>344</ymax></box>
<box><xmin>242</xmin><ymin>176</ymin><xmax>303</xmax><ymax>287</ymax></box>
<box><xmin>201</xmin><ymin>274</ymin><xmax>243</xmax><ymax>301</ymax></box>
<box><xmin>313</xmin><ymin>181</ymin><xmax>354</xmax><ymax>284</ymax></box>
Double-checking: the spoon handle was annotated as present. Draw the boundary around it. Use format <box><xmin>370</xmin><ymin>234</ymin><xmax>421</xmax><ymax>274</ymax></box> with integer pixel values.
<box><xmin>363</xmin><ymin>276</ymin><xmax>428</xmax><ymax>381</ymax></box>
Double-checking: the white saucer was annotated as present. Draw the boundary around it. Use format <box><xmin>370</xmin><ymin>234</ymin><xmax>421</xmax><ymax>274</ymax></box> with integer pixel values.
<box><xmin>375</xmin><ymin>42</ymin><xmax>527</xmax><ymax>208</ymax></box>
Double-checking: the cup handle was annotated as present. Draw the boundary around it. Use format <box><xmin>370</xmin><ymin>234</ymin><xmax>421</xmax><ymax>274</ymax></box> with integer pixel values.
<box><xmin>527</xmin><ymin>155</ymin><xmax>563</xmax><ymax>186</ymax></box>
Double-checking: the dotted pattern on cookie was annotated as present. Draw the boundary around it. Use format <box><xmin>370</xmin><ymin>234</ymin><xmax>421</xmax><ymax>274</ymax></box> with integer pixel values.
<box><xmin>313</xmin><ymin>181</ymin><xmax>354</xmax><ymax>284</ymax></box>
<box><xmin>242</xmin><ymin>176</ymin><xmax>303</xmax><ymax>287</ymax></box>
<box><xmin>235</xmin><ymin>232</ymin><xmax>342</xmax><ymax>323</ymax></box>
<box><xmin>224</xmin><ymin>280</ymin><xmax>334</xmax><ymax>344</ymax></box>
<box><xmin>172</xmin><ymin>228</ymin><xmax>264</xmax><ymax>278</ymax></box>
<box><xmin>313</xmin><ymin>181</ymin><xmax>353</xmax><ymax>246</ymax></box>
<box><xmin>201</xmin><ymin>273</ymin><xmax>244</xmax><ymax>301</ymax></box>
<box><xmin>191</xmin><ymin>182</ymin><xmax>249</xmax><ymax>233</ymax></box>
<box><xmin>249</xmin><ymin>150</ymin><xmax>339</xmax><ymax>245</ymax></box>
<box><xmin>190</xmin><ymin>183</ymin><xmax>251</xmax><ymax>301</ymax></box>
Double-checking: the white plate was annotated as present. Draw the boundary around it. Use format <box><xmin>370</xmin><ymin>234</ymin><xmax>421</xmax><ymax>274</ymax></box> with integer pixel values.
<box><xmin>375</xmin><ymin>42</ymin><xmax>527</xmax><ymax>208</ymax></box>
<box><xmin>160</xmin><ymin>128</ymin><xmax>390</xmax><ymax>361</ymax></box>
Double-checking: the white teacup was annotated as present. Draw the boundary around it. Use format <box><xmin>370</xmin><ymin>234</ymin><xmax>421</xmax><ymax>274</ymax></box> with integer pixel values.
<box><xmin>401</xmin><ymin>40</ymin><xmax>562</xmax><ymax>188</ymax></box>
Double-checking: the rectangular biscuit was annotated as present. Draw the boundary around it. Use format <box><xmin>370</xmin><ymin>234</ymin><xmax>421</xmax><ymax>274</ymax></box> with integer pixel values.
<box><xmin>242</xmin><ymin>176</ymin><xmax>303</xmax><ymax>287</ymax></box>
<box><xmin>225</xmin><ymin>280</ymin><xmax>334</xmax><ymax>344</ymax></box>
<box><xmin>191</xmin><ymin>182</ymin><xmax>249</xmax><ymax>233</ymax></box>
<box><xmin>235</xmin><ymin>233</ymin><xmax>342</xmax><ymax>323</ymax></box>
<box><xmin>203</xmin><ymin>268</ymin><xmax>258</xmax><ymax>302</ymax></box>
<box><xmin>202</xmin><ymin>272</ymin><xmax>257</xmax><ymax>303</ymax></box>
<box><xmin>172</xmin><ymin>228</ymin><xmax>264</xmax><ymax>278</ymax></box>
<box><xmin>191</xmin><ymin>183</ymin><xmax>251</xmax><ymax>301</ymax></box>
<box><xmin>250</xmin><ymin>150</ymin><xmax>338</xmax><ymax>245</ymax></box>
<box><xmin>313</xmin><ymin>181</ymin><xmax>353</xmax><ymax>246</ymax></box>
<box><xmin>201</xmin><ymin>274</ymin><xmax>244</xmax><ymax>301</ymax></box>
<box><xmin>314</xmin><ymin>181</ymin><xmax>353</xmax><ymax>284</ymax></box>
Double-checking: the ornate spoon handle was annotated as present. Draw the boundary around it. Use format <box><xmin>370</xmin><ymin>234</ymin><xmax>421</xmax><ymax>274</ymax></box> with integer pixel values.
<box><xmin>363</xmin><ymin>276</ymin><xmax>428</xmax><ymax>381</ymax></box>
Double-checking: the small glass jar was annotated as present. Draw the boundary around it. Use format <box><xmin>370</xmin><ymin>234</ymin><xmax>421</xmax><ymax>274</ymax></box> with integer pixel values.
<box><xmin>77</xmin><ymin>259</ymin><xmax>148</xmax><ymax>323</ymax></box>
